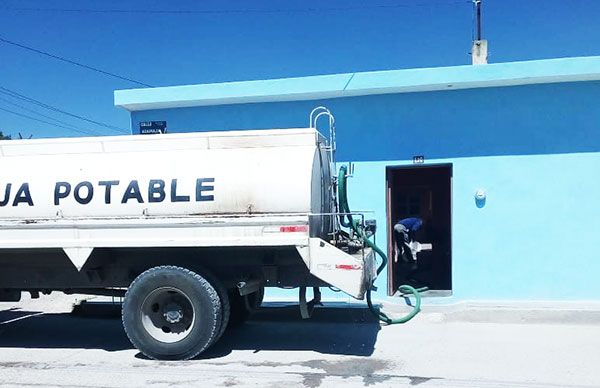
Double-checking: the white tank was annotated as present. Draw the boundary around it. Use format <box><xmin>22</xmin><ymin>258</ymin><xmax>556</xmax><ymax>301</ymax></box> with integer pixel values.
<box><xmin>0</xmin><ymin>128</ymin><xmax>332</xmax><ymax>232</ymax></box>
<box><xmin>0</xmin><ymin>128</ymin><xmax>376</xmax><ymax>300</ymax></box>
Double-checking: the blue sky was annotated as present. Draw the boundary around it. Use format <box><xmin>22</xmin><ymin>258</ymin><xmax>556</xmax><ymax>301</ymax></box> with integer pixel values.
<box><xmin>0</xmin><ymin>0</ymin><xmax>599</xmax><ymax>138</ymax></box>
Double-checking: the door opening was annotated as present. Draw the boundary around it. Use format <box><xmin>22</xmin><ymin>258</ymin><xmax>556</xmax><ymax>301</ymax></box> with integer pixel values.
<box><xmin>386</xmin><ymin>164</ymin><xmax>452</xmax><ymax>296</ymax></box>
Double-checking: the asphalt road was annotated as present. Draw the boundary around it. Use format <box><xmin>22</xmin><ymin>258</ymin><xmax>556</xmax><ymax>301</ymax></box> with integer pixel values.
<box><xmin>1</xmin><ymin>294</ymin><xmax>599</xmax><ymax>388</ymax></box>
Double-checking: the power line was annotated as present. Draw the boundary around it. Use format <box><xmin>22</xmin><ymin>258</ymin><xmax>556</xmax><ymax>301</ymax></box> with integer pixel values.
<box><xmin>0</xmin><ymin>96</ymin><xmax>101</xmax><ymax>135</ymax></box>
<box><xmin>0</xmin><ymin>106</ymin><xmax>102</xmax><ymax>136</ymax></box>
<box><xmin>0</xmin><ymin>36</ymin><xmax>153</xmax><ymax>88</ymax></box>
<box><xmin>0</xmin><ymin>86</ymin><xmax>128</xmax><ymax>133</ymax></box>
<box><xmin>0</xmin><ymin>86</ymin><xmax>129</xmax><ymax>134</ymax></box>
<box><xmin>0</xmin><ymin>2</ymin><xmax>468</xmax><ymax>15</ymax></box>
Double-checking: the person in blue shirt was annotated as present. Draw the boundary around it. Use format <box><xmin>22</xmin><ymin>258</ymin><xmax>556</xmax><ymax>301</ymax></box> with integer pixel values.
<box><xmin>393</xmin><ymin>217</ymin><xmax>423</xmax><ymax>263</ymax></box>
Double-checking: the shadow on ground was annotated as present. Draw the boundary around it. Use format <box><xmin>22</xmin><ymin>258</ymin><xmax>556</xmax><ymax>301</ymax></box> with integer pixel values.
<box><xmin>199</xmin><ymin>304</ymin><xmax>381</xmax><ymax>359</ymax></box>
<box><xmin>0</xmin><ymin>303</ymin><xmax>381</xmax><ymax>358</ymax></box>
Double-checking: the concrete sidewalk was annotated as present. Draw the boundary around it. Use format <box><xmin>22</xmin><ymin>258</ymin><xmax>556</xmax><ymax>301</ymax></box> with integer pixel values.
<box><xmin>0</xmin><ymin>294</ymin><xmax>599</xmax><ymax>387</ymax></box>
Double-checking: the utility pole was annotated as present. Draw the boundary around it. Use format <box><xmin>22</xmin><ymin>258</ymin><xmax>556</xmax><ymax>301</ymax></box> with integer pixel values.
<box><xmin>471</xmin><ymin>0</ymin><xmax>488</xmax><ymax>65</ymax></box>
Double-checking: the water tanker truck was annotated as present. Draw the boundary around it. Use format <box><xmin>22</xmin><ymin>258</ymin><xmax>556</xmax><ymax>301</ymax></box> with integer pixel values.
<box><xmin>0</xmin><ymin>109</ymin><xmax>423</xmax><ymax>359</ymax></box>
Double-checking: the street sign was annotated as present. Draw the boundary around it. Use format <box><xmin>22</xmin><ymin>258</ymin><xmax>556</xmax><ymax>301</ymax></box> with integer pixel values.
<box><xmin>139</xmin><ymin>121</ymin><xmax>167</xmax><ymax>134</ymax></box>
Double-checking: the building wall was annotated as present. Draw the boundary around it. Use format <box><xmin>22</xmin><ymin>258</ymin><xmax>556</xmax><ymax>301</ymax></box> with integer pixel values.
<box><xmin>129</xmin><ymin>81</ymin><xmax>600</xmax><ymax>301</ymax></box>
<box><xmin>131</xmin><ymin>81</ymin><xmax>600</xmax><ymax>160</ymax></box>
<box><xmin>352</xmin><ymin>152</ymin><xmax>600</xmax><ymax>301</ymax></box>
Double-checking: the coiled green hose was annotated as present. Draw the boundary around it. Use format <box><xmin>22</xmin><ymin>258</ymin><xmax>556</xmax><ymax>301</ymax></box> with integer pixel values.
<box><xmin>337</xmin><ymin>165</ymin><xmax>426</xmax><ymax>324</ymax></box>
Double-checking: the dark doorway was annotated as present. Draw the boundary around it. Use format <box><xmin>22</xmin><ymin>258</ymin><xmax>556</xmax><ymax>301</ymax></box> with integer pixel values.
<box><xmin>386</xmin><ymin>164</ymin><xmax>452</xmax><ymax>295</ymax></box>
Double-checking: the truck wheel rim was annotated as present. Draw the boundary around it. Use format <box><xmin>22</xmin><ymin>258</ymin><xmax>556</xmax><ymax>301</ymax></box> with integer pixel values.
<box><xmin>140</xmin><ymin>287</ymin><xmax>195</xmax><ymax>343</ymax></box>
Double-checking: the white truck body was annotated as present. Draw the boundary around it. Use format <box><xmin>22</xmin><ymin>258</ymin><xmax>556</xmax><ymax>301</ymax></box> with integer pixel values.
<box><xmin>0</xmin><ymin>128</ymin><xmax>374</xmax><ymax>299</ymax></box>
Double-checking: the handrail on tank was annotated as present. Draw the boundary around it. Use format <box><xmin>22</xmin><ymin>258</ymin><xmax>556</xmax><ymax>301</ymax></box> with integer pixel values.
<box><xmin>309</xmin><ymin>107</ymin><xmax>337</xmax><ymax>176</ymax></box>
<box><xmin>309</xmin><ymin>107</ymin><xmax>338</xmax><ymax>237</ymax></box>
<box><xmin>309</xmin><ymin>106</ymin><xmax>330</xmax><ymax>128</ymax></box>
<box><xmin>309</xmin><ymin>106</ymin><xmax>336</xmax><ymax>154</ymax></box>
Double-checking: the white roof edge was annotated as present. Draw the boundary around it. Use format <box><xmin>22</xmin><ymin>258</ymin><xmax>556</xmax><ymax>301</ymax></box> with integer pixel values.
<box><xmin>115</xmin><ymin>56</ymin><xmax>600</xmax><ymax>112</ymax></box>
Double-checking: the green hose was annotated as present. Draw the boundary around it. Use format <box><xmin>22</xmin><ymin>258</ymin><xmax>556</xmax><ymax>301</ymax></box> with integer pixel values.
<box><xmin>337</xmin><ymin>165</ymin><xmax>426</xmax><ymax>324</ymax></box>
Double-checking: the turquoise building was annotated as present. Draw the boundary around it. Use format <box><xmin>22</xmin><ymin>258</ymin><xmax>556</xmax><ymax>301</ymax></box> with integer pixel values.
<box><xmin>115</xmin><ymin>56</ymin><xmax>600</xmax><ymax>302</ymax></box>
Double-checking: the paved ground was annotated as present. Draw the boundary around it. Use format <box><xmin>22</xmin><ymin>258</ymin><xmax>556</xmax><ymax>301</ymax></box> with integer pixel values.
<box><xmin>1</xmin><ymin>294</ymin><xmax>600</xmax><ymax>388</ymax></box>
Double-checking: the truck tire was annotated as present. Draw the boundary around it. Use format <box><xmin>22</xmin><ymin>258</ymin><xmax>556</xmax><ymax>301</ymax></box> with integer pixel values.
<box><xmin>122</xmin><ymin>266</ymin><xmax>222</xmax><ymax>360</ymax></box>
<box><xmin>228</xmin><ymin>286</ymin><xmax>264</xmax><ymax>328</ymax></box>
<box><xmin>205</xmin><ymin>272</ymin><xmax>230</xmax><ymax>346</ymax></box>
